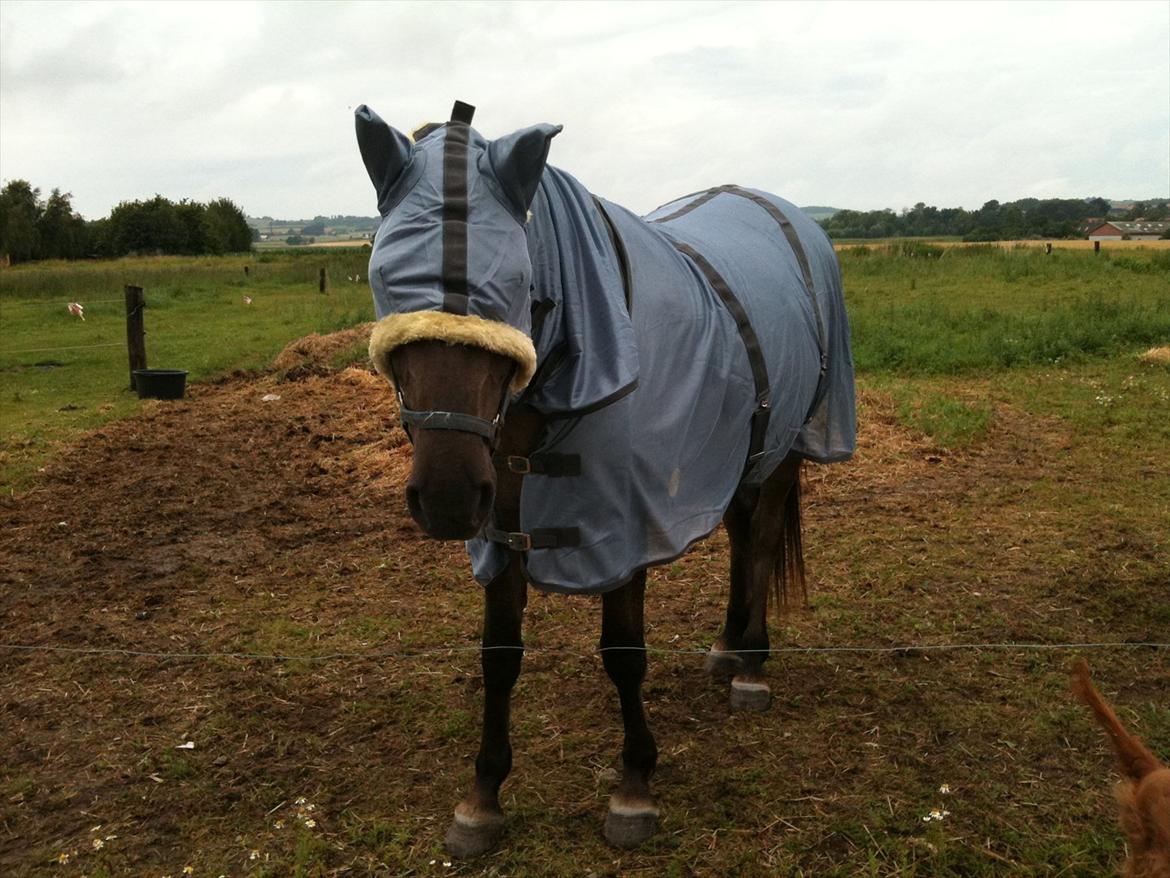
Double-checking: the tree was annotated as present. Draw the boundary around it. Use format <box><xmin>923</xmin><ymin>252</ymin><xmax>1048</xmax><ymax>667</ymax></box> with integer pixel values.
<box><xmin>203</xmin><ymin>198</ymin><xmax>252</xmax><ymax>254</ymax></box>
<box><xmin>175</xmin><ymin>200</ymin><xmax>208</xmax><ymax>255</ymax></box>
<box><xmin>37</xmin><ymin>189</ymin><xmax>87</xmax><ymax>259</ymax></box>
<box><xmin>0</xmin><ymin>180</ymin><xmax>42</xmax><ymax>263</ymax></box>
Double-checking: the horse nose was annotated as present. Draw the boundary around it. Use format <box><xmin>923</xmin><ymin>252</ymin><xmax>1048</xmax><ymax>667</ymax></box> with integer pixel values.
<box><xmin>405</xmin><ymin>483</ymin><xmax>428</xmax><ymax>530</ymax></box>
<box><xmin>405</xmin><ymin>474</ymin><xmax>495</xmax><ymax>540</ymax></box>
<box><xmin>474</xmin><ymin>480</ymin><xmax>494</xmax><ymax>524</ymax></box>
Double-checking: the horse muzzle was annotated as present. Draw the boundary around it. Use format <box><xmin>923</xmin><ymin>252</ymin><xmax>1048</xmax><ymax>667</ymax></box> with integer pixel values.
<box><xmin>405</xmin><ymin>439</ymin><xmax>496</xmax><ymax>540</ymax></box>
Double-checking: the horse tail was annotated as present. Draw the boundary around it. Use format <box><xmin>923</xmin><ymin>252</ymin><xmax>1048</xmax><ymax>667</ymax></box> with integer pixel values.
<box><xmin>1071</xmin><ymin>658</ymin><xmax>1162</xmax><ymax>781</ymax></box>
<box><xmin>770</xmin><ymin>460</ymin><xmax>807</xmax><ymax>611</ymax></box>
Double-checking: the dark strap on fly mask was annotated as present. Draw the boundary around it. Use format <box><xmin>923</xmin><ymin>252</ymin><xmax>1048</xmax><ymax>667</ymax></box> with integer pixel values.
<box><xmin>441</xmin><ymin>101</ymin><xmax>475</xmax><ymax>314</ymax></box>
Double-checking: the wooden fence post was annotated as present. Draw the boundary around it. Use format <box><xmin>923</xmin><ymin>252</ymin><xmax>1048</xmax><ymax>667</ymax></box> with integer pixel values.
<box><xmin>125</xmin><ymin>285</ymin><xmax>147</xmax><ymax>390</ymax></box>
<box><xmin>319</xmin><ymin>267</ymin><xmax>328</xmax><ymax>293</ymax></box>
<box><xmin>1094</xmin><ymin>240</ymin><xmax>1101</xmax><ymax>255</ymax></box>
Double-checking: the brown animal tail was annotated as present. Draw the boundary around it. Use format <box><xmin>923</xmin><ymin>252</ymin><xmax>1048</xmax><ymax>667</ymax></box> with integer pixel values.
<box><xmin>1071</xmin><ymin>657</ymin><xmax>1162</xmax><ymax>781</ymax></box>
<box><xmin>771</xmin><ymin>462</ymin><xmax>807</xmax><ymax>610</ymax></box>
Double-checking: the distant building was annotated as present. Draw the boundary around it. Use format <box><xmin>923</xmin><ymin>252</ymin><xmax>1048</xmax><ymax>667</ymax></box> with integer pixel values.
<box><xmin>1086</xmin><ymin>220</ymin><xmax>1170</xmax><ymax>241</ymax></box>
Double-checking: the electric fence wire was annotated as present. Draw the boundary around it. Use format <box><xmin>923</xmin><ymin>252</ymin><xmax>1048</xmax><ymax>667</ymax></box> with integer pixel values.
<box><xmin>1</xmin><ymin>639</ymin><xmax>1165</xmax><ymax>664</ymax></box>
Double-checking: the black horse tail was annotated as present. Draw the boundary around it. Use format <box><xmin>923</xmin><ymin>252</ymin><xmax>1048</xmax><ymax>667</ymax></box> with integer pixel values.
<box><xmin>771</xmin><ymin>460</ymin><xmax>807</xmax><ymax>611</ymax></box>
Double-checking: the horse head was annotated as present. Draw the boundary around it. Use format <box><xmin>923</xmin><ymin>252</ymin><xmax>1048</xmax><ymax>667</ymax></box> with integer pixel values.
<box><xmin>356</xmin><ymin>103</ymin><xmax>560</xmax><ymax>539</ymax></box>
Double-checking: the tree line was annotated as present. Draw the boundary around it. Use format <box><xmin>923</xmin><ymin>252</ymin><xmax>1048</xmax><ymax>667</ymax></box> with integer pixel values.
<box><xmin>0</xmin><ymin>180</ymin><xmax>253</xmax><ymax>264</ymax></box>
<box><xmin>819</xmin><ymin>197</ymin><xmax>1170</xmax><ymax>241</ymax></box>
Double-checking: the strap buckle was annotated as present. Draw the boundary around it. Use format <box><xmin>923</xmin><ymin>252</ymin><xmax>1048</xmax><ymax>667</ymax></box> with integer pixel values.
<box><xmin>499</xmin><ymin>531</ymin><xmax>532</xmax><ymax>552</ymax></box>
<box><xmin>503</xmin><ymin>455</ymin><xmax>531</xmax><ymax>474</ymax></box>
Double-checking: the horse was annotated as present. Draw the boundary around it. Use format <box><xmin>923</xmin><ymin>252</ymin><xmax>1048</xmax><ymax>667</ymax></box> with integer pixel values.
<box><xmin>355</xmin><ymin>100</ymin><xmax>856</xmax><ymax>856</ymax></box>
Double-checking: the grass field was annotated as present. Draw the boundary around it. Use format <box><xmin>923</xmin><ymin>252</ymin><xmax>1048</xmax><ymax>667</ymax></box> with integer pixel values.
<box><xmin>1</xmin><ymin>243</ymin><xmax>1168</xmax><ymax>876</ymax></box>
<box><xmin>0</xmin><ymin>250</ymin><xmax>373</xmax><ymax>490</ymax></box>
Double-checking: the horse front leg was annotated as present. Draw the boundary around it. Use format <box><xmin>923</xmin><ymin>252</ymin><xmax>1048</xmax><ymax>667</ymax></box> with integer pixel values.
<box><xmin>600</xmin><ymin>571</ymin><xmax>660</xmax><ymax>848</ymax></box>
<box><xmin>444</xmin><ymin>558</ymin><xmax>526</xmax><ymax>858</ymax></box>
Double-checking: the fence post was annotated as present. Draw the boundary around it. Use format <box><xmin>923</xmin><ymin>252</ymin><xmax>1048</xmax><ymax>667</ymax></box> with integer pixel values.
<box><xmin>319</xmin><ymin>267</ymin><xmax>328</xmax><ymax>293</ymax></box>
<box><xmin>1093</xmin><ymin>240</ymin><xmax>1101</xmax><ymax>255</ymax></box>
<box><xmin>125</xmin><ymin>285</ymin><xmax>147</xmax><ymax>390</ymax></box>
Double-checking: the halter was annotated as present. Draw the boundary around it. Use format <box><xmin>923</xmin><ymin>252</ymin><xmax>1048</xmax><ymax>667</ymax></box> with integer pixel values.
<box><xmin>392</xmin><ymin>359</ymin><xmax>517</xmax><ymax>451</ymax></box>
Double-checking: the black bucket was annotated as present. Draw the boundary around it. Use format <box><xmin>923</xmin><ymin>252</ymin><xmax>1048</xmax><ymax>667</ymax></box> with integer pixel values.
<box><xmin>134</xmin><ymin>369</ymin><xmax>188</xmax><ymax>400</ymax></box>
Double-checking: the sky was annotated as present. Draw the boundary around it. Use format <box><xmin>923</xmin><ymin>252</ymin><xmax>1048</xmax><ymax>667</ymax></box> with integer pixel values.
<box><xmin>1</xmin><ymin>0</ymin><xmax>1167</xmax><ymax>220</ymax></box>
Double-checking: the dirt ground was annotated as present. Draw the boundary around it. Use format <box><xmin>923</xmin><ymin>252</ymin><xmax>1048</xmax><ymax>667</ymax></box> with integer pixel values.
<box><xmin>1</xmin><ymin>335</ymin><xmax>1167</xmax><ymax>877</ymax></box>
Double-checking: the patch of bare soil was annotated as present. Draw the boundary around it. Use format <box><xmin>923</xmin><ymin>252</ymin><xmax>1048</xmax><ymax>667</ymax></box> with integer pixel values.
<box><xmin>1</xmin><ymin>333</ymin><xmax>1165</xmax><ymax>876</ymax></box>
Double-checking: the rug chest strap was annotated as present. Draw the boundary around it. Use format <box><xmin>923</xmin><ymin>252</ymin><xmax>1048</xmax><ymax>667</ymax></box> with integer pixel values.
<box><xmin>492</xmin><ymin>452</ymin><xmax>581</xmax><ymax>477</ymax></box>
<box><xmin>484</xmin><ymin>526</ymin><xmax>581</xmax><ymax>552</ymax></box>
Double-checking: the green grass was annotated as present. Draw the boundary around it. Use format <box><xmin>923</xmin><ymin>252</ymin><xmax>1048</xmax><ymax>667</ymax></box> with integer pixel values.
<box><xmin>843</xmin><ymin>245</ymin><xmax>1170</xmax><ymax>375</ymax></box>
<box><xmin>0</xmin><ymin>249</ymin><xmax>374</xmax><ymax>490</ymax></box>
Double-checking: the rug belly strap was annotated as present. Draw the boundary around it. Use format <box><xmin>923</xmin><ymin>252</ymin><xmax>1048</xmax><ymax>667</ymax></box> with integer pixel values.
<box><xmin>483</xmin><ymin>526</ymin><xmax>580</xmax><ymax>552</ymax></box>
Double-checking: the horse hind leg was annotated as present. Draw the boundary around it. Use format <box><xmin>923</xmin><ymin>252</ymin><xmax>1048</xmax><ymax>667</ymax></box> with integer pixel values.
<box><xmin>600</xmin><ymin>572</ymin><xmax>660</xmax><ymax>848</ymax></box>
<box><xmin>705</xmin><ymin>482</ymin><xmax>754</xmax><ymax>682</ymax></box>
<box><xmin>711</xmin><ymin>454</ymin><xmax>805</xmax><ymax>712</ymax></box>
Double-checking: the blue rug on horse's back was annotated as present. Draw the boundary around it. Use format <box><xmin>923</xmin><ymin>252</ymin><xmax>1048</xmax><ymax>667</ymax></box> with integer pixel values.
<box><xmin>363</xmin><ymin>110</ymin><xmax>855</xmax><ymax>595</ymax></box>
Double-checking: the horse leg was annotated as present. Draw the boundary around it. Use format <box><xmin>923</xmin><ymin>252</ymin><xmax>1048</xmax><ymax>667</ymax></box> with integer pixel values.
<box><xmin>705</xmin><ymin>482</ymin><xmax>756</xmax><ymax>682</ymax></box>
<box><xmin>710</xmin><ymin>454</ymin><xmax>804</xmax><ymax>712</ymax></box>
<box><xmin>444</xmin><ymin>559</ymin><xmax>527</xmax><ymax>858</ymax></box>
<box><xmin>600</xmin><ymin>571</ymin><xmax>660</xmax><ymax>848</ymax></box>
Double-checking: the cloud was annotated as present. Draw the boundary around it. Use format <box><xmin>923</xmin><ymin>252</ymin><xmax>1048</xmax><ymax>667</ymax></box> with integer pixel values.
<box><xmin>1</xmin><ymin>0</ymin><xmax>1166</xmax><ymax>219</ymax></box>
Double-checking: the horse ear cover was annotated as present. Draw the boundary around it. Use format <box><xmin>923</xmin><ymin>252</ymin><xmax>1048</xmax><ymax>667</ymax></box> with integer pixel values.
<box><xmin>355</xmin><ymin>105</ymin><xmax>413</xmax><ymax>210</ymax></box>
<box><xmin>488</xmin><ymin>123</ymin><xmax>563</xmax><ymax>215</ymax></box>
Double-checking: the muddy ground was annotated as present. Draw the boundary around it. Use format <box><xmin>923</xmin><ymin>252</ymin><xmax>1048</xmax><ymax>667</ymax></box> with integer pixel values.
<box><xmin>1</xmin><ymin>336</ymin><xmax>1167</xmax><ymax>877</ymax></box>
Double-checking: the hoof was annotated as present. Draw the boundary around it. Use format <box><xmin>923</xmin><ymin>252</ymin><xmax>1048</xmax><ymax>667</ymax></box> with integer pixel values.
<box><xmin>604</xmin><ymin>803</ymin><xmax>659</xmax><ymax>849</ymax></box>
<box><xmin>444</xmin><ymin>808</ymin><xmax>504</xmax><ymax>859</ymax></box>
<box><xmin>704</xmin><ymin>644</ymin><xmax>744</xmax><ymax>680</ymax></box>
<box><xmin>729</xmin><ymin>677</ymin><xmax>771</xmax><ymax>712</ymax></box>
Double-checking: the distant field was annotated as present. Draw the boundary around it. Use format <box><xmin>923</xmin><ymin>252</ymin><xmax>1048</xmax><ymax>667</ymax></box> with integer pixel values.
<box><xmin>254</xmin><ymin>236</ymin><xmax>373</xmax><ymax>250</ymax></box>
<box><xmin>835</xmin><ymin>238</ymin><xmax>1170</xmax><ymax>251</ymax></box>
<box><xmin>0</xmin><ymin>249</ymin><xmax>374</xmax><ymax>489</ymax></box>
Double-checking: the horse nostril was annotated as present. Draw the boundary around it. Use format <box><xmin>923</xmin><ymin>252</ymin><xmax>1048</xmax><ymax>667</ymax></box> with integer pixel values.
<box><xmin>475</xmin><ymin>481</ymin><xmax>495</xmax><ymax>524</ymax></box>
<box><xmin>405</xmin><ymin>485</ymin><xmax>426</xmax><ymax>528</ymax></box>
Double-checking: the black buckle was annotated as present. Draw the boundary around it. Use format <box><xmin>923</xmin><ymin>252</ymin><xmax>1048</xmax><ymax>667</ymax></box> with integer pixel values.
<box><xmin>500</xmin><ymin>531</ymin><xmax>532</xmax><ymax>552</ymax></box>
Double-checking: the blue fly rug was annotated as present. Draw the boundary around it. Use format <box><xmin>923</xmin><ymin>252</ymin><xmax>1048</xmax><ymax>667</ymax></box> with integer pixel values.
<box><xmin>361</xmin><ymin>103</ymin><xmax>856</xmax><ymax>595</ymax></box>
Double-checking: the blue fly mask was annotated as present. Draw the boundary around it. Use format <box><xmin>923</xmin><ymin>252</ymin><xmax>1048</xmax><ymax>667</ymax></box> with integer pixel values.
<box><xmin>358</xmin><ymin>101</ymin><xmax>560</xmax><ymax>404</ymax></box>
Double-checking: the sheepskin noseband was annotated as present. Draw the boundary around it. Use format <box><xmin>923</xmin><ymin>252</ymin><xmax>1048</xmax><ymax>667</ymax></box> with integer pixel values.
<box><xmin>369</xmin><ymin>310</ymin><xmax>537</xmax><ymax>393</ymax></box>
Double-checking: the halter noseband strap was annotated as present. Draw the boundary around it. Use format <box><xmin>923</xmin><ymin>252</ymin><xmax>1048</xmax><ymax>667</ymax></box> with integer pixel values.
<box><xmin>392</xmin><ymin>360</ymin><xmax>517</xmax><ymax>451</ymax></box>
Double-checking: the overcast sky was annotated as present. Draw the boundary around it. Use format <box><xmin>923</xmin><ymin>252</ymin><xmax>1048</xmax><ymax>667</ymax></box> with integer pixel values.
<box><xmin>2</xmin><ymin>1</ymin><xmax>1167</xmax><ymax>220</ymax></box>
